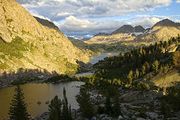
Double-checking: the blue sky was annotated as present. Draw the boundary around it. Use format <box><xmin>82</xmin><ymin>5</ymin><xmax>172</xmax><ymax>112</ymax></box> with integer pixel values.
<box><xmin>17</xmin><ymin>0</ymin><xmax>180</xmax><ymax>38</ymax></box>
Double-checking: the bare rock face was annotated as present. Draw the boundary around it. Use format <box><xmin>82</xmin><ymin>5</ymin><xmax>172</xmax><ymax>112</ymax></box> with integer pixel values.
<box><xmin>0</xmin><ymin>0</ymin><xmax>90</xmax><ymax>74</ymax></box>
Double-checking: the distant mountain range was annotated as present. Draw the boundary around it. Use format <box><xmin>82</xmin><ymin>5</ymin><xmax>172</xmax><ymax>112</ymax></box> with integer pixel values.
<box><xmin>85</xmin><ymin>19</ymin><xmax>180</xmax><ymax>44</ymax></box>
<box><xmin>112</xmin><ymin>25</ymin><xmax>145</xmax><ymax>34</ymax></box>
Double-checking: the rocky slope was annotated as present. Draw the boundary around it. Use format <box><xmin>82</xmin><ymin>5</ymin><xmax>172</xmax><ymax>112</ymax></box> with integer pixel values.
<box><xmin>0</xmin><ymin>0</ymin><xmax>90</xmax><ymax>75</ymax></box>
<box><xmin>136</xmin><ymin>19</ymin><xmax>180</xmax><ymax>42</ymax></box>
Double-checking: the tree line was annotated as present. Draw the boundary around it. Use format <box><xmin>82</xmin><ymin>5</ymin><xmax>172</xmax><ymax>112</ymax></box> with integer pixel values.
<box><xmin>94</xmin><ymin>36</ymin><xmax>180</xmax><ymax>86</ymax></box>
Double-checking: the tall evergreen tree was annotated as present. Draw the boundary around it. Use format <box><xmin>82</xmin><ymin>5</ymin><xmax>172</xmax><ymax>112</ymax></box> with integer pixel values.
<box><xmin>105</xmin><ymin>93</ymin><xmax>112</xmax><ymax>115</ymax></box>
<box><xmin>62</xmin><ymin>88</ymin><xmax>72</xmax><ymax>120</ymax></box>
<box><xmin>135</xmin><ymin>69</ymin><xmax>140</xmax><ymax>79</ymax></box>
<box><xmin>152</xmin><ymin>60</ymin><xmax>160</xmax><ymax>73</ymax></box>
<box><xmin>9</xmin><ymin>85</ymin><xmax>30</xmax><ymax>120</ymax></box>
<box><xmin>76</xmin><ymin>87</ymin><xmax>94</xmax><ymax>119</ymax></box>
<box><xmin>48</xmin><ymin>89</ymin><xmax>72</xmax><ymax>120</ymax></box>
<box><xmin>48</xmin><ymin>96</ymin><xmax>62</xmax><ymax>120</ymax></box>
<box><xmin>127</xmin><ymin>70</ymin><xmax>133</xmax><ymax>85</ymax></box>
<box><xmin>112</xmin><ymin>91</ymin><xmax>121</xmax><ymax>117</ymax></box>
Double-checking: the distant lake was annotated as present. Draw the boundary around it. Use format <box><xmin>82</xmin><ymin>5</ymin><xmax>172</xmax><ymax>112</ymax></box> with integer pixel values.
<box><xmin>0</xmin><ymin>81</ymin><xmax>84</xmax><ymax>119</ymax></box>
<box><xmin>89</xmin><ymin>52</ymin><xmax>119</xmax><ymax>64</ymax></box>
<box><xmin>75</xmin><ymin>52</ymin><xmax>119</xmax><ymax>77</ymax></box>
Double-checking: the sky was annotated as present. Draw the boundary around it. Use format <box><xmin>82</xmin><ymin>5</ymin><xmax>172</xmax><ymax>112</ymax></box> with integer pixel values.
<box><xmin>17</xmin><ymin>0</ymin><xmax>180</xmax><ymax>39</ymax></box>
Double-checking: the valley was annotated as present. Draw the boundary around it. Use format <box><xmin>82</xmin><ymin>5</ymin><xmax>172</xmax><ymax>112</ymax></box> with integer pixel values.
<box><xmin>0</xmin><ymin>0</ymin><xmax>180</xmax><ymax>120</ymax></box>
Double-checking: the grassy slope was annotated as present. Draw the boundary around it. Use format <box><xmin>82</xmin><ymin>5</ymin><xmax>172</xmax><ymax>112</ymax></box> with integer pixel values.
<box><xmin>153</xmin><ymin>69</ymin><xmax>180</xmax><ymax>88</ymax></box>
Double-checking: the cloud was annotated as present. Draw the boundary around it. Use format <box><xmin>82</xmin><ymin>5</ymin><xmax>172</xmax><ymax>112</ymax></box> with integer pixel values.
<box><xmin>16</xmin><ymin>0</ymin><xmax>176</xmax><ymax>37</ymax></box>
<box><xmin>131</xmin><ymin>16</ymin><xmax>163</xmax><ymax>28</ymax></box>
<box><xmin>28</xmin><ymin>9</ymin><xmax>51</xmax><ymax>21</ymax></box>
<box><xmin>60</xmin><ymin>16</ymin><xmax>95</xmax><ymax>31</ymax></box>
<box><xmin>59</xmin><ymin>16</ymin><xmax>127</xmax><ymax>33</ymax></box>
<box><xmin>59</xmin><ymin>15</ymin><xmax>164</xmax><ymax>35</ymax></box>
<box><xmin>177</xmin><ymin>0</ymin><xmax>180</xmax><ymax>3</ymax></box>
<box><xmin>17</xmin><ymin>0</ymin><xmax>172</xmax><ymax>21</ymax></box>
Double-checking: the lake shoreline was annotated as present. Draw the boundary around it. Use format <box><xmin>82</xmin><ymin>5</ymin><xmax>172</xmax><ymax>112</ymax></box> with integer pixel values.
<box><xmin>0</xmin><ymin>52</ymin><xmax>119</xmax><ymax>89</ymax></box>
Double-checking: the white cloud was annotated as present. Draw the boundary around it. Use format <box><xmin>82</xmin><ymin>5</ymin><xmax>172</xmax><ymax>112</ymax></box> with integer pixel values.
<box><xmin>59</xmin><ymin>15</ymin><xmax>164</xmax><ymax>34</ymax></box>
<box><xmin>16</xmin><ymin>0</ymin><xmax>175</xmax><ymax>37</ymax></box>
<box><xmin>177</xmin><ymin>0</ymin><xmax>180</xmax><ymax>3</ymax></box>
<box><xmin>59</xmin><ymin>16</ymin><xmax>96</xmax><ymax>32</ymax></box>
<box><xmin>17</xmin><ymin>0</ymin><xmax>172</xmax><ymax>20</ymax></box>
<box><xmin>132</xmin><ymin>16</ymin><xmax>163</xmax><ymax>28</ymax></box>
<box><xmin>57</xmin><ymin>12</ymin><xmax>73</xmax><ymax>17</ymax></box>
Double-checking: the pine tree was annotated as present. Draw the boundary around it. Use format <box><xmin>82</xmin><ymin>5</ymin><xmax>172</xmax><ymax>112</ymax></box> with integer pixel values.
<box><xmin>141</xmin><ymin>65</ymin><xmax>146</xmax><ymax>75</ymax></box>
<box><xmin>62</xmin><ymin>88</ymin><xmax>72</xmax><ymax>120</ymax></box>
<box><xmin>48</xmin><ymin>96</ymin><xmax>62</xmax><ymax>120</ymax></box>
<box><xmin>152</xmin><ymin>60</ymin><xmax>160</xmax><ymax>73</ymax></box>
<box><xmin>112</xmin><ymin>93</ymin><xmax>121</xmax><ymax>117</ymax></box>
<box><xmin>173</xmin><ymin>51</ymin><xmax>180</xmax><ymax>67</ymax></box>
<box><xmin>9</xmin><ymin>85</ymin><xmax>30</xmax><ymax>120</ymax></box>
<box><xmin>127</xmin><ymin>70</ymin><xmax>133</xmax><ymax>85</ymax></box>
<box><xmin>76</xmin><ymin>87</ymin><xmax>94</xmax><ymax>119</ymax></box>
<box><xmin>135</xmin><ymin>69</ymin><xmax>140</xmax><ymax>79</ymax></box>
<box><xmin>105</xmin><ymin>94</ymin><xmax>112</xmax><ymax>115</ymax></box>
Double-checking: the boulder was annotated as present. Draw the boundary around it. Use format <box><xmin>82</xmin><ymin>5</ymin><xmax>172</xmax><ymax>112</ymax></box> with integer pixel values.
<box><xmin>146</xmin><ymin>112</ymin><xmax>159</xmax><ymax>120</ymax></box>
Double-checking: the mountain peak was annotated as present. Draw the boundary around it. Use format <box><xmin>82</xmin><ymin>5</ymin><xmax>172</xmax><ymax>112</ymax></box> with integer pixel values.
<box><xmin>134</xmin><ymin>25</ymin><xmax>145</xmax><ymax>32</ymax></box>
<box><xmin>112</xmin><ymin>25</ymin><xmax>145</xmax><ymax>34</ymax></box>
<box><xmin>112</xmin><ymin>25</ymin><xmax>134</xmax><ymax>34</ymax></box>
<box><xmin>153</xmin><ymin>19</ymin><xmax>180</xmax><ymax>27</ymax></box>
